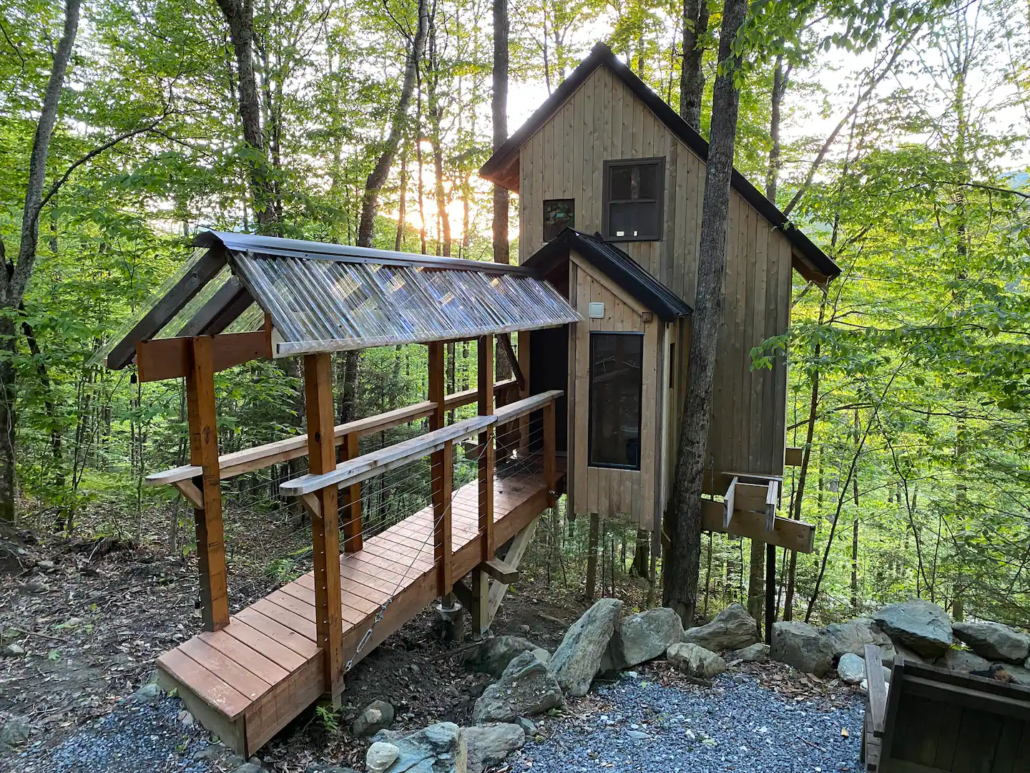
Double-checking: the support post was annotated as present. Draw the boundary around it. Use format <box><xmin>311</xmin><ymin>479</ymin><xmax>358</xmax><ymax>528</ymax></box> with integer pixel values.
<box><xmin>340</xmin><ymin>433</ymin><xmax>362</xmax><ymax>553</ymax></box>
<box><xmin>303</xmin><ymin>353</ymin><xmax>344</xmax><ymax>702</ymax></box>
<box><xmin>478</xmin><ymin>335</ymin><xmax>495</xmax><ymax>562</ymax></box>
<box><xmin>543</xmin><ymin>399</ymin><xmax>557</xmax><ymax>507</ymax></box>
<box><xmin>429</xmin><ymin>342</ymin><xmax>453</xmax><ymax>597</ymax></box>
<box><xmin>469</xmin><ymin>566</ymin><xmax>489</xmax><ymax>635</ymax></box>
<box><xmin>185</xmin><ymin>336</ymin><xmax>229</xmax><ymax>632</ymax></box>
<box><xmin>765</xmin><ymin>542</ymin><xmax>776</xmax><ymax>645</ymax></box>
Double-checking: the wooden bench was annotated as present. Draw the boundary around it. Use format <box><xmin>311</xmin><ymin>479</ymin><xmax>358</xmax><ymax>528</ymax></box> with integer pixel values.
<box><xmin>861</xmin><ymin>643</ymin><xmax>1030</xmax><ymax>772</ymax></box>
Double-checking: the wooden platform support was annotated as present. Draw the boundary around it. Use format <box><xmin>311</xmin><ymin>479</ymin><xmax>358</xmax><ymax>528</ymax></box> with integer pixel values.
<box><xmin>340</xmin><ymin>433</ymin><xmax>362</xmax><ymax>553</ymax></box>
<box><xmin>428</xmin><ymin>342</ymin><xmax>454</xmax><ymax>598</ymax></box>
<box><xmin>302</xmin><ymin>353</ymin><xmax>344</xmax><ymax>703</ymax></box>
<box><xmin>185</xmin><ymin>336</ymin><xmax>229</xmax><ymax>632</ymax></box>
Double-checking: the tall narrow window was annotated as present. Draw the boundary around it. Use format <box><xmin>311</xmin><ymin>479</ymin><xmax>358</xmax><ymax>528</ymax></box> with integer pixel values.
<box><xmin>603</xmin><ymin>158</ymin><xmax>665</xmax><ymax>241</ymax></box>
<box><xmin>588</xmin><ymin>332</ymin><xmax>643</xmax><ymax>469</ymax></box>
<box><xmin>543</xmin><ymin>199</ymin><xmax>575</xmax><ymax>241</ymax></box>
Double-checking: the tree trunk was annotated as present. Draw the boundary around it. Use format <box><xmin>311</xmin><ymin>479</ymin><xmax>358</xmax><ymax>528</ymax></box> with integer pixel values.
<box><xmin>747</xmin><ymin>539</ymin><xmax>764</xmax><ymax>638</ymax></box>
<box><xmin>0</xmin><ymin>0</ymin><xmax>81</xmax><ymax>521</ymax></box>
<box><xmin>678</xmin><ymin>0</ymin><xmax>709</xmax><ymax>131</ymax></box>
<box><xmin>395</xmin><ymin>149</ymin><xmax>408</xmax><ymax>251</ymax></box>
<box><xmin>664</xmin><ymin>0</ymin><xmax>748</xmax><ymax>628</ymax></box>
<box><xmin>427</xmin><ymin>34</ymin><xmax>451</xmax><ymax>257</ymax></box>
<box><xmin>215</xmin><ymin>0</ymin><xmax>278</xmax><ymax>230</ymax></box>
<box><xmin>765</xmin><ymin>53</ymin><xmax>785</xmax><ymax>202</ymax></box>
<box><xmin>357</xmin><ymin>0</ymin><xmax>430</xmax><ymax>248</ymax></box>
<box><xmin>491</xmin><ymin>0</ymin><xmax>510</xmax><ymax>264</ymax></box>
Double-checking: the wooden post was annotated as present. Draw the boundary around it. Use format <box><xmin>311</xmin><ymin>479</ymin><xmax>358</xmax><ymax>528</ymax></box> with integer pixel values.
<box><xmin>543</xmin><ymin>398</ymin><xmax>557</xmax><ymax>507</ymax></box>
<box><xmin>428</xmin><ymin>343</ymin><xmax>453</xmax><ymax>597</ymax></box>
<box><xmin>478</xmin><ymin>335</ymin><xmax>495</xmax><ymax>562</ymax></box>
<box><xmin>303</xmin><ymin>353</ymin><xmax>344</xmax><ymax>702</ymax></box>
<box><xmin>765</xmin><ymin>542</ymin><xmax>776</xmax><ymax>645</ymax></box>
<box><xmin>340</xmin><ymin>433</ymin><xmax>363</xmax><ymax>553</ymax></box>
<box><xmin>185</xmin><ymin>336</ymin><xmax>229</xmax><ymax>632</ymax></box>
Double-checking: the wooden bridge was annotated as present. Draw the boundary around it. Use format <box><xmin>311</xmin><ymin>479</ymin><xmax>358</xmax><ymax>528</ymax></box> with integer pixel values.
<box><xmin>145</xmin><ymin>341</ymin><xmax>561</xmax><ymax>757</ymax></box>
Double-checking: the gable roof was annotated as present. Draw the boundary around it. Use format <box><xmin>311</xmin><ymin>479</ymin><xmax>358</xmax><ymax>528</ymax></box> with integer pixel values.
<box><xmin>525</xmin><ymin>229</ymin><xmax>692</xmax><ymax>322</ymax></box>
<box><xmin>480</xmin><ymin>42</ymin><xmax>841</xmax><ymax>285</ymax></box>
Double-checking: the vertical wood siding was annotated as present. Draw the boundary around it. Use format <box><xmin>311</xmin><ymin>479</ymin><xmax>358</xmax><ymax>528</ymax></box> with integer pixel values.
<box><xmin>520</xmin><ymin>65</ymin><xmax>789</xmax><ymax>481</ymax></box>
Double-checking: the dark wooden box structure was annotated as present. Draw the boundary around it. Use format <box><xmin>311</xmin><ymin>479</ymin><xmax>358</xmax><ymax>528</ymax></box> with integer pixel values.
<box><xmin>862</xmin><ymin>644</ymin><xmax>1030</xmax><ymax>772</ymax></box>
<box><xmin>103</xmin><ymin>232</ymin><xmax>578</xmax><ymax>755</ymax></box>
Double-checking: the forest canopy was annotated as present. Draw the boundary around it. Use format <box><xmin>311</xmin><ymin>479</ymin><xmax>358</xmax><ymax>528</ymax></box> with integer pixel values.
<box><xmin>0</xmin><ymin>0</ymin><xmax>1028</xmax><ymax>628</ymax></box>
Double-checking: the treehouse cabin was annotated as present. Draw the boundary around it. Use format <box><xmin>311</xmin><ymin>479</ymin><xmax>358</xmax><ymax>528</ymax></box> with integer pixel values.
<box><xmin>480</xmin><ymin>42</ymin><xmax>841</xmax><ymax>549</ymax></box>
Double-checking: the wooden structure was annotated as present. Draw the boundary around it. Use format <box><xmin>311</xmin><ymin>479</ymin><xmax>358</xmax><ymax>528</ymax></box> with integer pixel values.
<box><xmin>481</xmin><ymin>43</ymin><xmax>838</xmax><ymax>624</ymax></box>
<box><xmin>104</xmin><ymin>233</ymin><xmax>576</xmax><ymax>756</ymax></box>
<box><xmin>862</xmin><ymin>644</ymin><xmax>1030</xmax><ymax>772</ymax></box>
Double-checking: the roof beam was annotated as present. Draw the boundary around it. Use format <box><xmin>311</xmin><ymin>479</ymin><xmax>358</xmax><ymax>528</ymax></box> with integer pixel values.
<box><xmin>177</xmin><ymin>277</ymin><xmax>254</xmax><ymax>337</ymax></box>
<box><xmin>107</xmin><ymin>248</ymin><xmax>227</xmax><ymax>369</ymax></box>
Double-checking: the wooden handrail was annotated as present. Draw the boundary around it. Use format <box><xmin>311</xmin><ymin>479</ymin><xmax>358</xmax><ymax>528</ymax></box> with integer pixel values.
<box><xmin>147</xmin><ymin>379</ymin><xmax>520</xmax><ymax>487</ymax></box>
<box><xmin>279</xmin><ymin>391</ymin><xmax>564</xmax><ymax>497</ymax></box>
<box><xmin>280</xmin><ymin>414</ymin><xmax>496</xmax><ymax>496</ymax></box>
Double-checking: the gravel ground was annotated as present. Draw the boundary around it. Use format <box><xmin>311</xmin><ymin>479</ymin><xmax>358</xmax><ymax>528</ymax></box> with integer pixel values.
<box><xmin>9</xmin><ymin>695</ymin><xmax>226</xmax><ymax>773</ymax></box>
<box><xmin>509</xmin><ymin>672</ymin><xmax>865</xmax><ymax>773</ymax></box>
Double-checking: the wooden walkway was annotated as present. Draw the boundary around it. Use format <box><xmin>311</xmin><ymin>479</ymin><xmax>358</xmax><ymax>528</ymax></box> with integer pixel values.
<box><xmin>155</xmin><ymin>470</ymin><xmax>556</xmax><ymax>757</ymax></box>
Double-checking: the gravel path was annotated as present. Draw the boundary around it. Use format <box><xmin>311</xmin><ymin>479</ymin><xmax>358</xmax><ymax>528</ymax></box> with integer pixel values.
<box><xmin>509</xmin><ymin>672</ymin><xmax>865</xmax><ymax>773</ymax></box>
<box><xmin>10</xmin><ymin>695</ymin><xmax>225</xmax><ymax>773</ymax></box>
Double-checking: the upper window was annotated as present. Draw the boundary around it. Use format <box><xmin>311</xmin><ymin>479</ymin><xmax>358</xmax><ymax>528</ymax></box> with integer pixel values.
<box><xmin>588</xmin><ymin>332</ymin><xmax>643</xmax><ymax>470</ymax></box>
<box><xmin>603</xmin><ymin>158</ymin><xmax>665</xmax><ymax>241</ymax></box>
<box><xmin>543</xmin><ymin>199</ymin><xmax>575</xmax><ymax>242</ymax></box>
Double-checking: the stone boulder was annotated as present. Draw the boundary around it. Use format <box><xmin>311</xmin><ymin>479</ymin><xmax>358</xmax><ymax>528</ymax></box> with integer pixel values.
<box><xmin>731</xmin><ymin>643</ymin><xmax>770</xmax><ymax>663</ymax></box>
<box><xmin>953</xmin><ymin>622</ymin><xmax>1030</xmax><ymax>664</ymax></box>
<box><xmin>605</xmin><ymin>607</ymin><xmax>683</xmax><ymax>671</ymax></box>
<box><xmin>666</xmin><ymin>643</ymin><xmax>728</xmax><ymax>679</ymax></box>
<box><xmin>365</xmin><ymin>742</ymin><xmax>400</xmax><ymax>773</ymax></box>
<box><xmin>0</xmin><ymin>717</ymin><xmax>29</xmax><ymax>749</ymax></box>
<box><xmin>823</xmin><ymin>618</ymin><xmax>896</xmax><ymax>667</ymax></box>
<box><xmin>548</xmin><ymin>598</ymin><xmax>623</xmax><ymax>697</ymax></box>
<box><xmin>458</xmin><ymin>723</ymin><xmax>525</xmax><ymax>773</ymax></box>
<box><xmin>1005</xmin><ymin>664</ymin><xmax>1030</xmax><ymax>687</ymax></box>
<box><xmin>771</xmin><ymin>622</ymin><xmax>834</xmax><ymax>677</ymax></box>
<box><xmin>682</xmin><ymin>604</ymin><xmax>757</xmax><ymax>652</ymax></box>
<box><xmin>939</xmin><ymin>648</ymin><xmax>990</xmax><ymax>674</ymax></box>
<box><xmin>372</xmin><ymin>722</ymin><xmax>461</xmax><ymax>772</ymax></box>
<box><xmin>352</xmin><ymin>699</ymin><xmax>395</xmax><ymax>738</ymax></box>
<box><xmin>893</xmin><ymin>641</ymin><xmax>932</xmax><ymax>665</ymax></box>
<box><xmin>873</xmin><ymin>600</ymin><xmax>952</xmax><ymax>658</ymax></box>
<box><xmin>471</xmin><ymin>636</ymin><xmax>550</xmax><ymax>679</ymax></box>
<box><xmin>837</xmin><ymin>652</ymin><xmax>891</xmax><ymax>685</ymax></box>
<box><xmin>472</xmin><ymin>651</ymin><xmax>563</xmax><ymax>724</ymax></box>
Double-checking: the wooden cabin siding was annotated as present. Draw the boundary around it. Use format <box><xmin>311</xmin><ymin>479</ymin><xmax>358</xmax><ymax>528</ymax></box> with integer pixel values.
<box><xmin>520</xmin><ymin>65</ymin><xmax>790</xmax><ymax>480</ymax></box>
<box><xmin>567</xmin><ymin>254</ymin><xmax>661</xmax><ymax>530</ymax></box>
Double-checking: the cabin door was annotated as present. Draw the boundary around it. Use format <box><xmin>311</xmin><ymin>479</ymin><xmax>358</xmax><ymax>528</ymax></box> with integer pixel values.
<box><xmin>529</xmin><ymin>324</ymin><xmax>569</xmax><ymax>453</ymax></box>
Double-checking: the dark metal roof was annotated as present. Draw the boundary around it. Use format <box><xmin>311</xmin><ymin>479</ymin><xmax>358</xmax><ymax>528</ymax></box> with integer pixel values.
<box><xmin>525</xmin><ymin>229</ymin><xmax>692</xmax><ymax>322</ymax></box>
<box><xmin>480</xmin><ymin>42</ymin><xmax>841</xmax><ymax>284</ymax></box>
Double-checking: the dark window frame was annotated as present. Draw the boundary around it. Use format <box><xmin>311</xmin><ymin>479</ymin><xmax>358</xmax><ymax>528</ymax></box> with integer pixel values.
<box><xmin>602</xmin><ymin>157</ymin><xmax>666</xmax><ymax>242</ymax></box>
<box><xmin>543</xmin><ymin>198</ymin><xmax>576</xmax><ymax>242</ymax></box>
<box><xmin>587</xmin><ymin>331</ymin><xmax>644</xmax><ymax>471</ymax></box>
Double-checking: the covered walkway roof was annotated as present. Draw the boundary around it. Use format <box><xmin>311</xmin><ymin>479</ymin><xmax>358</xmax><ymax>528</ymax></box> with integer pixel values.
<box><xmin>104</xmin><ymin>231</ymin><xmax>581</xmax><ymax>368</ymax></box>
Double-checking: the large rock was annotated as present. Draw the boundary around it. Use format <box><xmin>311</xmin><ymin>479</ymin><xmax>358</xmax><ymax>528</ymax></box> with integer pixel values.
<box><xmin>873</xmin><ymin>600</ymin><xmax>952</xmax><ymax>658</ymax></box>
<box><xmin>666</xmin><ymin>643</ymin><xmax>727</xmax><ymax>679</ymax></box>
<box><xmin>731</xmin><ymin>643</ymin><xmax>770</xmax><ymax>663</ymax></box>
<box><xmin>682</xmin><ymin>604</ymin><xmax>757</xmax><ymax>652</ymax></box>
<box><xmin>548</xmin><ymin>598</ymin><xmax>622</xmax><ymax>697</ymax></box>
<box><xmin>458</xmin><ymin>723</ymin><xmax>525</xmax><ymax>773</ymax></box>
<box><xmin>837</xmin><ymin>652</ymin><xmax>890</xmax><ymax>685</ymax></box>
<box><xmin>372</xmin><ymin>722</ymin><xmax>460</xmax><ymax>772</ymax></box>
<box><xmin>0</xmin><ymin>717</ymin><xmax>29</xmax><ymax>748</ymax></box>
<box><xmin>940</xmin><ymin>648</ymin><xmax>990</xmax><ymax>674</ymax></box>
<box><xmin>823</xmin><ymin>618</ymin><xmax>896</xmax><ymax>667</ymax></box>
<box><xmin>771</xmin><ymin>622</ymin><xmax>834</xmax><ymax>676</ymax></box>
<box><xmin>366</xmin><ymin>742</ymin><xmax>400</xmax><ymax>773</ymax></box>
<box><xmin>953</xmin><ymin>622</ymin><xmax>1030</xmax><ymax>664</ymax></box>
<box><xmin>605</xmin><ymin>607</ymin><xmax>683</xmax><ymax>670</ymax></box>
<box><xmin>472</xmin><ymin>651</ymin><xmax>563</xmax><ymax>724</ymax></box>
<box><xmin>1005</xmin><ymin>664</ymin><xmax>1030</xmax><ymax>687</ymax></box>
<box><xmin>471</xmin><ymin>636</ymin><xmax>550</xmax><ymax>679</ymax></box>
<box><xmin>352</xmin><ymin>699</ymin><xmax>395</xmax><ymax>738</ymax></box>
<box><xmin>894</xmin><ymin>641</ymin><xmax>932</xmax><ymax>665</ymax></box>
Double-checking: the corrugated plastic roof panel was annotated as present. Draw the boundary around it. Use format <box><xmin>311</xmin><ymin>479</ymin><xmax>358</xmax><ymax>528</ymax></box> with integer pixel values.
<box><xmin>231</xmin><ymin>251</ymin><xmax>581</xmax><ymax>356</ymax></box>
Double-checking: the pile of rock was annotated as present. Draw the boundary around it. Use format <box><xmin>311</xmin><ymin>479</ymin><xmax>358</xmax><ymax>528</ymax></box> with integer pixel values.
<box><xmin>764</xmin><ymin>598</ymin><xmax>1030</xmax><ymax>687</ymax></box>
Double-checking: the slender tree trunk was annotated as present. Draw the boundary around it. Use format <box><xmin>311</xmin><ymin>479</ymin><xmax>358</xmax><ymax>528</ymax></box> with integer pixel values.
<box><xmin>678</xmin><ymin>0</ymin><xmax>709</xmax><ymax>131</ymax></box>
<box><xmin>492</xmin><ymin>0</ymin><xmax>510</xmax><ymax>264</ymax></box>
<box><xmin>765</xmin><ymin>53</ymin><xmax>785</xmax><ymax>202</ymax></box>
<box><xmin>0</xmin><ymin>0</ymin><xmax>81</xmax><ymax>521</ymax></box>
<box><xmin>850</xmin><ymin>408</ymin><xmax>860</xmax><ymax>613</ymax></box>
<box><xmin>395</xmin><ymin>148</ymin><xmax>408</xmax><ymax>251</ymax></box>
<box><xmin>427</xmin><ymin>38</ymin><xmax>451</xmax><ymax>256</ymax></box>
<box><xmin>664</xmin><ymin>0</ymin><xmax>749</xmax><ymax>627</ymax></box>
<box><xmin>357</xmin><ymin>0</ymin><xmax>430</xmax><ymax>248</ymax></box>
<box><xmin>215</xmin><ymin>0</ymin><xmax>278</xmax><ymax>230</ymax></box>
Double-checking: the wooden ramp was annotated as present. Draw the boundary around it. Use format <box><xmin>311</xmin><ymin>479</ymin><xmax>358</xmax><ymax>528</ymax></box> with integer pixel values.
<box><xmin>156</xmin><ymin>471</ymin><xmax>556</xmax><ymax>757</ymax></box>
